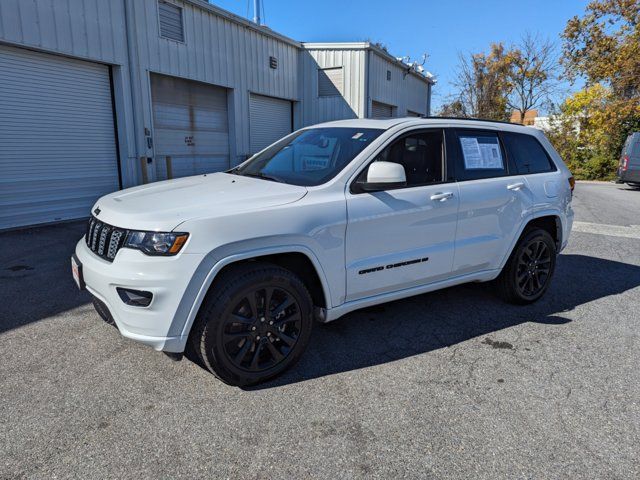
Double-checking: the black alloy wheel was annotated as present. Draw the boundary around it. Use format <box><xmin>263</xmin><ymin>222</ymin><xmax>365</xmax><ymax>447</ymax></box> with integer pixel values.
<box><xmin>497</xmin><ymin>228</ymin><xmax>557</xmax><ymax>304</ymax></box>
<box><xmin>515</xmin><ymin>239</ymin><xmax>552</xmax><ymax>298</ymax></box>
<box><xmin>190</xmin><ymin>263</ymin><xmax>313</xmax><ymax>386</ymax></box>
<box><xmin>222</xmin><ymin>286</ymin><xmax>302</xmax><ymax>372</ymax></box>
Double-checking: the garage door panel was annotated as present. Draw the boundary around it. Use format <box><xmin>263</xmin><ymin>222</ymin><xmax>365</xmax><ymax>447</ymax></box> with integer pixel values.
<box><xmin>0</xmin><ymin>44</ymin><xmax>119</xmax><ymax>230</ymax></box>
<box><xmin>153</xmin><ymin>104</ymin><xmax>228</xmax><ymax>132</ymax></box>
<box><xmin>151</xmin><ymin>73</ymin><xmax>230</xmax><ymax>180</ymax></box>
<box><xmin>155</xmin><ymin>155</ymin><xmax>229</xmax><ymax>180</ymax></box>
<box><xmin>250</xmin><ymin>94</ymin><xmax>292</xmax><ymax>154</ymax></box>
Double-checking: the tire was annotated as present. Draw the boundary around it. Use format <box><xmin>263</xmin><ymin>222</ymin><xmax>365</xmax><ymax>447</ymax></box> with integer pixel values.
<box><xmin>496</xmin><ymin>228</ymin><xmax>557</xmax><ymax>305</ymax></box>
<box><xmin>189</xmin><ymin>262</ymin><xmax>314</xmax><ymax>386</ymax></box>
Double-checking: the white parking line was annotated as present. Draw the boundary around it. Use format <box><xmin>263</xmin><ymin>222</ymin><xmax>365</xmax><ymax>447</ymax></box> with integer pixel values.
<box><xmin>572</xmin><ymin>221</ymin><xmax>640</xmax><ymax>239</ymax></box>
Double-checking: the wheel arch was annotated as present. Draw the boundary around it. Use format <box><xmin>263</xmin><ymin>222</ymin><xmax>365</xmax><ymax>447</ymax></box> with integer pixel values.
<box><xmin>174</xmin><ymin>245</ymin><xmax>332</xmax><ymax>344</ymax></box>
<box><xmin>499</xmin><ymin>212</ymin><xmax>563</xmax><ymax>271</ymax></box>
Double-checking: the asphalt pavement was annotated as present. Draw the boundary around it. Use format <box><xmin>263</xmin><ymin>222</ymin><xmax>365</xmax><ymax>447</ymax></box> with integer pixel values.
<box><xmin>1</xmin><ymin>181</ymin><xmax>639</xmax><ymax>479</ymax></box>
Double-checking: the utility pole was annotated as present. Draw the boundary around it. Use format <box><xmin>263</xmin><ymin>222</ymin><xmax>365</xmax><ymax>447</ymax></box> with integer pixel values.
<box><xmin>253</xmin><ymin>0</ymin><xmax>261</xmax><ymax>25</ymax></box>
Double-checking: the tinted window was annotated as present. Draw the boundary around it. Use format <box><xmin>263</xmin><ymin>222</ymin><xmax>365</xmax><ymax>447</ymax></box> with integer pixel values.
<box><xmin>453</xmin><ymin>130</ymin><xmax>507</xmax><ymax>181</ymax></box>
<box><xmin>359</xmin><ymin>130</ymin><xmax>444</xmax><ymax>187</ymax></box>
<box><xmin>502</xmin><ymin>132</ymin><xmax>556</xmax><ymax>174</ymax></box>
<box><xmin>234</xmin><ymin>127</ymin><xmax>383</xmax><ymax>186</ymax></box>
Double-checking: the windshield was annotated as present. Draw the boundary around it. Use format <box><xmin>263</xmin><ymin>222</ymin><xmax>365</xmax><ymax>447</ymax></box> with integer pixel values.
<box><xmin>232</xmin><ymin>127</ymin><xmax>383</xmax><ymax>186</ymax></box>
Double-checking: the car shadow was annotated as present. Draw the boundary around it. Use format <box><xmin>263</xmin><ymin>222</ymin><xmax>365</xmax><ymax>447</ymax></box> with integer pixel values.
<box><xmin>0</xmin><ymin>220</ymin><xmax>92</xmax><ymax>334</ymax></box>
<box><xmin>248</xmin><ymin>254</ymin><xmax>640</xmax><ymax>390</ymax></box>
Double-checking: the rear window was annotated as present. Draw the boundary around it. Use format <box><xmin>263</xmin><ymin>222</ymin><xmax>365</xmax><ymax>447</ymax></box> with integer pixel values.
<box><xmin>502</xmin><ymin>132</ymin><xmax>556</xmax><ymax>174</ymax></box>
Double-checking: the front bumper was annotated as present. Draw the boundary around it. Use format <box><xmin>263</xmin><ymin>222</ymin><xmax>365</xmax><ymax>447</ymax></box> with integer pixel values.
<box><xmin>74</xmin><ymin>239</ymin><xmax>204</xmax><ymax>352</ymax></box>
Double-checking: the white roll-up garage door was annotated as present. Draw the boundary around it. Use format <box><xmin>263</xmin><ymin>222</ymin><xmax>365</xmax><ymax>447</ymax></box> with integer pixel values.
<box><xmin>151</xmin><ymin>74</ymin><xmax>229</xmax><ymax>180</ymax></box>
<box><xmin>371</xmin><ymin>101</ymin><xmax>395</xmax><ymax>119</ymax></box>
<box><xmin>249</xmin><ymin>94</ymin><xmax>292</xmax><ymax>154</ymax></box>
<box><xmin>0</xmin><ymin>45</ymin><xmax>119</xmax><ymax>230</ymax></box>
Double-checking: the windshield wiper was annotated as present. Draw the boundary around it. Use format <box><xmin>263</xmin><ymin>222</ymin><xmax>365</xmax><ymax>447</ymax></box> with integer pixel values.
<box><xmin>240</xmin><ymin>172</ymin><xmax>284</xmax><ymax>183</ymax></box>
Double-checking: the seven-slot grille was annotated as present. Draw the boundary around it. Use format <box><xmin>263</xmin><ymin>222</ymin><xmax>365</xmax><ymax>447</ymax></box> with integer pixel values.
<box><xmin>85</xmin><ymin>217</ymin><xmax>127</xmax><ymax>262</ymax></box>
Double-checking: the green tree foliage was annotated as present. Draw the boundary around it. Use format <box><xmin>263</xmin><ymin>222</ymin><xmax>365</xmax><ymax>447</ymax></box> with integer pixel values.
<box><xmin>550</xmin><ymin>0</ymin><xmax>640</xmax><ymax>179</ymax></box>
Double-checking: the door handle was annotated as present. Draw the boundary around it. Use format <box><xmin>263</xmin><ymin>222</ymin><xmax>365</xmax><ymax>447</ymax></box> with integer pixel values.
<box><xmin>507</xmin><ymin>182</ymin><xmax>525</xmax><ymax>191</ymax></box>
<box><xmin>430</xmin><ymin>192</ymin><xmax>454</xmax><ymax>202</ymax></box>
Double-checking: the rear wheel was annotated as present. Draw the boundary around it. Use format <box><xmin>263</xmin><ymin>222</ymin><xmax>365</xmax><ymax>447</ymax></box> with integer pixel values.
<box><xmin>497</xmin><ymin>228</ymin><xmax>557</xmax><ymax>304</ymax></box>
<box><xmin>190</xmin><ymin>263</ymin><xmax>313</xmax><ymax>386</ymax></box>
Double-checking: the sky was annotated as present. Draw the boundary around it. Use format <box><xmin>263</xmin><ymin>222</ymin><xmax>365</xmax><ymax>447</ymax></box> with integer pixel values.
<box><xmin>211</xmin><ymin>0</ymin><xmax>590</xmax><ymax>113</ymax></box>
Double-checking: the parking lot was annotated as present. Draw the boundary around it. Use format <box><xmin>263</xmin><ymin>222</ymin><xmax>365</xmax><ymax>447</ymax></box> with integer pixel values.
<box><xmin>1</xmin><ymin>181</ymin><xmax>639</xmax><ymax>479</ymax></box>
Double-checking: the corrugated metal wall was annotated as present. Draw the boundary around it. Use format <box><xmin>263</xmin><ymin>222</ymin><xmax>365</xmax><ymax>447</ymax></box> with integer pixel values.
<box><xmin>0</xmin><ymin>0</ymin><xmax>127</xmax><ymax>65</ymax></box>
<box><xmin>300</xmin><ymin>48</ymin><xmax>365</xmax><ymax>125</ymax></box>
<box><xmin>130</xmin><ymin>0</ymin><xmax>300</xmax><ymax>167</ymax></box>
<box><xmin>368</xmin><ymin>51</ymin><xmax>430</xmax><ymax>117</ymax></box>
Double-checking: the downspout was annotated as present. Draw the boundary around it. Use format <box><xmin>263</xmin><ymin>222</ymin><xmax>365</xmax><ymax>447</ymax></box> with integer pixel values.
<box><xmin>124</xmin><ymin>0</ymin><xmax>146</xmax><ymax>184</ymax></box>
<box><xmin>365</xmin><ymin>48</ymin><xmax>371</xmax><ymax>118</ymax></box>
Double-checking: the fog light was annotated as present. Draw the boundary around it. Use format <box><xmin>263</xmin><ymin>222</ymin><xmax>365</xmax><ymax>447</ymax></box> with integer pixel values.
<box><xmin>117</xmin><ymin>288</ymin><xmax>153</xmax><ymax>307</ymax></box>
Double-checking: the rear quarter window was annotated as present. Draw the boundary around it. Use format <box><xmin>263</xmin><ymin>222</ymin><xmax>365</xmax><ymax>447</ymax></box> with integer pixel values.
<box><xmin>502</xmin><ymin>132</ymin><xmax>556</xmax><ymax>174</ymax></box>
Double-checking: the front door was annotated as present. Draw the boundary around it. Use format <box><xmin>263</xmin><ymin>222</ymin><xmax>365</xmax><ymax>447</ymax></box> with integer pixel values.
<box><xmin>449</xmin><ymin>128</ymin><xmax>533</xmax><ymax>274</ymax></box>
<box><xmin>345</xmin><ymin>129</ymin><xmax>460</xmax><ymax>301</ymax></box>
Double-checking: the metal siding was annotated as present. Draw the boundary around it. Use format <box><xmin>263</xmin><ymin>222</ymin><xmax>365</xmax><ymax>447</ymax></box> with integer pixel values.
<box><xmin>0</xmin><ymin>0</ymin><xmax>127</xmax><ymax>65</ymax></box>
<box><xmin>0</xmin><ymin>44</ymin><xmax>119</xmax><ymax>229</ymax></box>
<box><xmin>301</xmin><ymin>48</ymin><xmax>364</xmax><ymax>125</ymax></box>
<box><xmin>132</xmin><ymin>0</ymin><xmax>299</xmax><ymax>163</ymax></box>
<box><xmin>249</xmin><ymin>94</ymin><xmax>292</xmax><ymax>154</ymax></box>
<box><xmin>368</xmin><ymin>52</ymin><xmax>430</xmax><ymax>117</ymax></box>
<box><xmin>150</xmin><ymin>73</ymin><xmax>229</xmax><ymax>180</ymax></box>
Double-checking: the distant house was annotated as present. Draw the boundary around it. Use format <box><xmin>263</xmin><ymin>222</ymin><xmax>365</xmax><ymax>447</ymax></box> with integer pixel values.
<box><xmin>510</xmin><ymin>109</ymin><xmax>538</xmax><ymax>125</ymax></box>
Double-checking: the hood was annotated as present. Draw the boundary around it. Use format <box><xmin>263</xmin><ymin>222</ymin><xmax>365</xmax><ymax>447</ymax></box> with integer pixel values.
<box><xmin>92</xmin><ymin>173</ymin><xmax>307</xmax><ymax>231</ymax></box>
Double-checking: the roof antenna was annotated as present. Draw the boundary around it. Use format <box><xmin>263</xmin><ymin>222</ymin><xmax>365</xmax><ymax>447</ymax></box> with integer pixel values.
<box><xmin>253</xmin><ymin>0</ymin><xmax>261</xmax><ymax>25</ymax></box>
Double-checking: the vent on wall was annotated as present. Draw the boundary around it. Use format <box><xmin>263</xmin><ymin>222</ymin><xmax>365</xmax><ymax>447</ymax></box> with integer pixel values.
<box><xmin>158</xmin><ymin>1</ymin><xmax>184</xmax><ymax>42</ymax></box>
<box><xmin>318</xmin><ymin>67</ymin><xmax>343</xmax><ymax>97</ymax></box>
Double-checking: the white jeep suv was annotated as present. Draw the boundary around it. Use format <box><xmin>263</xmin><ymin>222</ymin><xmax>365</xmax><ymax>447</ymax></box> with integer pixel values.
<box><xmin>72</xmin><ymin>118</ymin><xmax>575</xmax><ymax>386</ymax></box>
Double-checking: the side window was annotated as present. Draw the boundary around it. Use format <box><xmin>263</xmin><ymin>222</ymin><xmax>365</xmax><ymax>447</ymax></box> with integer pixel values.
<box><xmin>359</xmin><ymin>130</ymin><xmax>444</xmax><ymax>188</ymax></box>
<box><xmin>454</xmin><ymin>130</ymin><xmax>506</xmax><ymax>181</ymax></box>
<box><xmin>502</xmin><ymin>132</ymin><xmax>556</xmax><ymax>174</ymax></box>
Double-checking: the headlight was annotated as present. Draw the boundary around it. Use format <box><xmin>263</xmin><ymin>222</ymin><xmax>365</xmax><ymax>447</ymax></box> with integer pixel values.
<box><xmin>123</xmin><ymin>231</ymin><xmax>189</xmax><ymax>256</ymax></box>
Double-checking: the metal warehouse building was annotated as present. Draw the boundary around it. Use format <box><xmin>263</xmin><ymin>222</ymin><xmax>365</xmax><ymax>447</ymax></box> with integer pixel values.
<box><xmin>0</xmin><ymin>0</ymin><xmax>433</xmax><ymax>230</ymax></box>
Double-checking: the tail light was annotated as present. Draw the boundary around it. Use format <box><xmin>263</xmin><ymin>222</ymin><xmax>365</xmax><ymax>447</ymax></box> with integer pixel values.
<box><xmin>568</xmin><ymin>176</ymin><xmax>575</xmax><ymax>195</ymax></box>
<box><xmin>621</xmin><ymin>155</ymin><xmax>629</xmax><ymax>171</ymax></box>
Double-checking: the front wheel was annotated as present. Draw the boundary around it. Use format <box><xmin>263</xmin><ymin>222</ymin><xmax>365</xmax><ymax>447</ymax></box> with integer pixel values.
<box><xmin>190</xmin><ymin>263</ymin><xmax>313</xmax><ymax>386</ymax></box>
<box><xmin>496</xmin><ymin>228</ymin><xmax>557</xmax><ymax>304</ymax></box>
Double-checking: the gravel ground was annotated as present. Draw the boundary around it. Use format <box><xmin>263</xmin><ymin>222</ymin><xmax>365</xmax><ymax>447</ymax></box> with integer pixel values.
<box><xmin>1</xmin><ymin>181</ymin><xmax>639</xmax><ymax>479</ymax></box>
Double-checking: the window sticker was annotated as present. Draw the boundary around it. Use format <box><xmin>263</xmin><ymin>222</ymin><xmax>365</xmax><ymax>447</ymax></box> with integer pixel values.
<box><xmin>460</xmin><ymin>136</ymin><xmax>503</xmax><ymax>169</ymax></box>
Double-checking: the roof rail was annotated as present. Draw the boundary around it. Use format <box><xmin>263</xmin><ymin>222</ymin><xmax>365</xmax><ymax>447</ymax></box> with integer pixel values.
<box><xmin>421</xmin><ymin>115</ymin><xmax>518</xmax><ymax>126</ymax></box>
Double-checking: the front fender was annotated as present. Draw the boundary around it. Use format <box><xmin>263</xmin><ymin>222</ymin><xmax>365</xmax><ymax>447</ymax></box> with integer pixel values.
<box><xmin>167</xmin><ymin>240</ymin><xmax>333</xmax><ymax>344</ymax></box>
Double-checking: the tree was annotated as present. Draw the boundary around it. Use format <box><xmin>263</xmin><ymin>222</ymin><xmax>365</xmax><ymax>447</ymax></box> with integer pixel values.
<box><xmin>562</xmin><ymin>0</ymin><xmax>640</xmax><ymax>100</ymax></box>
<box><xmin>506</xmin><ymin>34</ymin><xmax>559</xmax><ymax>124</ymax></box>
<box><xmin>551</xmin><ymin>0</ymin><xmax>640</xmax><ymax>178</ymax></box>
<box><xmin>447</xmin><ymin>43</ymin><xmax>515</xmax><ymax>121</ymax></box>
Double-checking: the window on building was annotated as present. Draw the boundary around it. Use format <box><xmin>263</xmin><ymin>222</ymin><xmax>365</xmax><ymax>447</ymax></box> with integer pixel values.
<box><xmin>318</xmin><ymin>67</ymin><xmax>343</xmax><ymax>97</ymax></box>
<box><xmin>158</xmin><ymin>1</ymin><xmax>184</xmax><ymax>42</ymax></box>
<box><xmin>386</xmin><ymin>70</ymin><xmax>391</xmax><ymax>81</ymax></box>
<box><xmin>359</xmin><ymin>130</ymin><xmax>444</xmax><ymax>188</ymax></box>
<box><xmin>502</xmin><ymin>132</ymin><xmax>556</xmax><ymax>174</ymax></box>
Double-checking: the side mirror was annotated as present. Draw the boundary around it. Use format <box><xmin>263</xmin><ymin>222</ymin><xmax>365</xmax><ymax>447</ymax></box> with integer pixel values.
<box><xmin>358</xmin><ymin>161</ymin><xmax>407</xmax><ymax>192</ymax></box>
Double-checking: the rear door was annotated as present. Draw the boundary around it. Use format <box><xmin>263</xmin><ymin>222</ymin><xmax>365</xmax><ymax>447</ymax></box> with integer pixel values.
<box><xmin>450</xmin><ymin>128</ymin><xmax>532</xmax><ymax>275</ymax></box>
<box><xmin>501</xmin><ymin>131</ymin><xmax>560</xmax><ymax>212</ymax></box>
<box><xmin>345</xmin><ymin>129</ymin><xmax>459</xmax><ymax>301</ymax></box>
